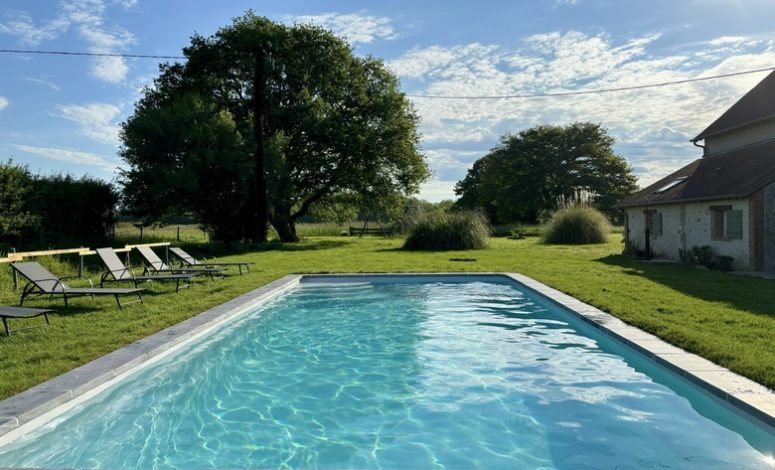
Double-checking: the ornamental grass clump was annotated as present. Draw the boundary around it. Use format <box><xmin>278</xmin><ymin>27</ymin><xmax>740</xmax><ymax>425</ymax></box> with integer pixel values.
<box><xmin>404</xmin><ymin>210</ymin><xmax>490</xmax><ymax>250</ymax></box>
<box><xmin>543</xmin><ymin>206</ymin><xmax>610</xmax><ymax>245</ymax></box>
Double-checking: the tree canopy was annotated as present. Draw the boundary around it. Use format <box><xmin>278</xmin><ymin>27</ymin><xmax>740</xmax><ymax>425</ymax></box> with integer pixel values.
<box><xmin>454</xmin><ymin>123</ymin><xmax>638</xmax><ymax>223</ymax></box>
<box><xmin>120</xmin><ymin>12</ymin><xmax>429</xmax><ymax>242</ymax></box>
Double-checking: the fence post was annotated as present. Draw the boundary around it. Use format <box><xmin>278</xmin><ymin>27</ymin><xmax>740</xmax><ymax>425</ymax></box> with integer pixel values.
<box><xmin>139</xmin><ymin>226</ymin><xmax>144</xmax><ymax>242</ymax></box>
<box><xmin>79</xmin><ymin>253</ymin><xmax>84</xmax><ymax>278</ymax></box>
<box><xmin>177</xmin><ymin>226</ymin><xmax>180</xmax><ymax>242</ymax></box>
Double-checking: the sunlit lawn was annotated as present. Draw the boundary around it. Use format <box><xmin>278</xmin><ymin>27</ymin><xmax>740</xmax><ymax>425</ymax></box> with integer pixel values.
<box><xmin>1</xmin><ymin>234</ymin><xmax>774</xmax><ymax>399</ymax></box>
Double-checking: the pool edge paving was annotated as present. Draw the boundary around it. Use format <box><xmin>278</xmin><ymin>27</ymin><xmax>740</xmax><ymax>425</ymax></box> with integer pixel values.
<box><xmin>0</xmin><ymin>271</ymin><xmax>773</xmax><ymax>443</ymax></box>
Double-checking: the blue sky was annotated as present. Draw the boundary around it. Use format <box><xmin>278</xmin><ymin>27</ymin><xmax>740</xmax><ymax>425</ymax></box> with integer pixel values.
<box><xmin>1</xmin><ymin>1</ymin><xmax>775</xmax><ymax>201</ymax></box>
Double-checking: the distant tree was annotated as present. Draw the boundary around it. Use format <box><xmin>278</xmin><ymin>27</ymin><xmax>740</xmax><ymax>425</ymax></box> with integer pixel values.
<box><xmin>0</xmin><ymin>161</ymin><xmax>39</xmax><ymax>249</ymax></box>
<box><xmin>120</xmin><ymin>12</ymin><xmax>429</xmax><ymax>243</ymax></box>
<box><xmin>454</xmin><ymin>123</ymin><xmax>638</xmax><ymax>223</ymax></box>
<box><xmin>31</xmin><ymin>174</ymin><xmax>118</xmax><ymax>247</ymax></box>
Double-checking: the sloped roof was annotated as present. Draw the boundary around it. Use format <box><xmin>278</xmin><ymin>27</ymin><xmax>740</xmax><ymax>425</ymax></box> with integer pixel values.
<box><xmin>693</xmin><ymin>71</ymin><xmax>775</xmax><ymax>142</ymax></box>
<box><xmin>617</xmin><ymin>139</ymin><xmax>775</xmax><ymax>208</ymax></box>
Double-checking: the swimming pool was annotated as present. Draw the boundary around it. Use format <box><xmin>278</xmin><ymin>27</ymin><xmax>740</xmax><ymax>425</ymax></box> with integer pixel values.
<box><xmin>0</xmin><ymin>275</ymin><xmax>772</xmax><ymax>468</ymax></box>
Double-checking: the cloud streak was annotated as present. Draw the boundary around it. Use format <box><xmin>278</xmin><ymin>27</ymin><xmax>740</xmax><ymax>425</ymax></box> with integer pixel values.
<box><xmin>0</xmin><ymin>0</ymin><xmax>136</xmax><ymax>83</ymax></box>
<box><xmin>391</xmin><ymin>31</ymin><xmax>775</xmax><ymax>197</ymax></box>
<box><xmin>286</xmin><ymin>12</ymin><xmax>398</xmax><ymax>44</ymax></box>
<box><xmin>55</xmin><ymin>103</ymin><xmax>123</xmax><ymax>145</ymax></box>
<box><xmin>10</xmin><ymin>144</ymin><xmax>117</xmax><ymax>171</ymax></box>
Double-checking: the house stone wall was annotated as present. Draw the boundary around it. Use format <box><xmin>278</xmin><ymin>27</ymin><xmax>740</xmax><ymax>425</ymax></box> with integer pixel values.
<box><xmin>705</xmin><ymin>116</ymin><xmax>775</xmax><ymax>154</ymax></box>
<box><xmin>625</xmin><ymin>198</ymin><xmax>752</xmax><ymax>270</ymax></box>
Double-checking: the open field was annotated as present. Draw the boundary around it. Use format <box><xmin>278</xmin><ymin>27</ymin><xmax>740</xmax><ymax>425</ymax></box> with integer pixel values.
<box><xmin>1</xmin><ymin>235</ymin><xmax>774</xmax><ymax>399</ymax></box>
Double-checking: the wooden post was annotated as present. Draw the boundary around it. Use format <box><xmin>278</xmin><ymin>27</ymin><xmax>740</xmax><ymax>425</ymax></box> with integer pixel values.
<box><xmin>140</xmin><ymin>226</ymin><xmax>144</xmax><ymax>242</ymax></box>
<box><xmin>177</xmin><ymin>226</ymin><xmax>180</xmax><ymax>241</ymax></box>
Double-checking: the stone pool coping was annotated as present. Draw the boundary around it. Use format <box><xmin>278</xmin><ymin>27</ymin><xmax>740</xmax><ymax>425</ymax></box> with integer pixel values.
<box><xmin>0</xmin><ymin>272</ymin><xmax>773</xmax><ymax>442</ymax></box>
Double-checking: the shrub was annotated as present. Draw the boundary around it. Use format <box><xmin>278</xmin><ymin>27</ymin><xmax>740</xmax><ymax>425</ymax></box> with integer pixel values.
<box><xmin>404</xmin><ymin>210</ymin><xmax>490</xmax><ymax>250</ymax></box>
<box><xmin>543</xmin><ymin>206</ymin><xmax>610</xmax><ymax>245</ymax></box>
<box><xmin>679</xmin><ymin>246</ymin><xmax>735</xmax><ymax>271</ymax></box>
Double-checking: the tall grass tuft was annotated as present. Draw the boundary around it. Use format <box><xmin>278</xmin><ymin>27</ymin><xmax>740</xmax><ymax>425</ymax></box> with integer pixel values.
<box><xmin>404</xmin><ymin>210</ymin><xmax>490</xmax><ymax>250</ymax></box>
<box><xmin>543</xmin><ymin>206</ymin><xmax>610</xmax><ymax>245</ymax></box>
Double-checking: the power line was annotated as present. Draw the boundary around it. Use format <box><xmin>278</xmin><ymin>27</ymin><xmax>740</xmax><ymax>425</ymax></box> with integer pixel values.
<box><xmin>406</xmin><ymin>66</ymin><xmax>775</xmax><ymax>99</ymax></box>
<box><xmin>2</xmin><ymin>48</ymin><xmax>772</xmax><ymax>99</ymax></box>
<box><xmin>0</xmin><ymin>49</ymin><xmax>185</xmax><ymax>60</ymax></box>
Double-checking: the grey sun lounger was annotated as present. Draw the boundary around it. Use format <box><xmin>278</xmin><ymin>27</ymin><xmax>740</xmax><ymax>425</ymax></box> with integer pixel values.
<box><xmin>11</xmin><ymin>262</ymin><xmax>144</xmax><ymax>309</ymax></box>
<box><xmin>170</xmin><ymin>247</ymin><xmax>253</xmax><ymax>276</ymax></box>
<box><xmin>134</xmin><ymin>246</ymin><xmax>223</xmax><ymax>280</ymax></box>
<box><xmin>95</xmin><ymin>248</ymin><xmax>193</xmax><ymax>293</ymax></box>
<box><xmin>1</xmin><ymin>307</ymin><xmax>53</xmax><ymax>335</ymax></box>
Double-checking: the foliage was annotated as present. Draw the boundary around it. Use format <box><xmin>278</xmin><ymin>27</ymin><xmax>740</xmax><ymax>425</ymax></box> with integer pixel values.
<box><xmin>3</xmin><ymin>236</ymin><xmax>775</xmax><ymax>400</ymax></box>
<box><xmin>508</xmin><ymin>224</ymin><xmax>543</xmax><ymax>238</ymax></box>
<box><xmin>454</xmin><ymin>122</ymin><xmax>638</xmax><ymax>223</ymax></box>
<box><xmin>29</xmin><ymin>174</ymin><xmax>119</xmax><ymax>248</ymax></box>
<box><xmin>404</xmin><ymin>210</ymin><xmax>490</xmax><ymax>250</ymax></box>
<box><xmin>0</xmin><ymin>161</ymin><xmax>39</xmax><ymax>250</ymax></box>
<box><xmin>0</xmin><ymin>161</ymin><xmax>117</xmax><ymax>250</ymax></box>
<box><xmin>120</xmin><ymin>12</ymin><xmax>429</xmax><ymax>243</ymax></box>
<box><xmin>679</xmin><ymin>246</ymin><xmax>735</xmax><ymax>272</ymax></box>
<box><xmin>543</xmin><ymin>206</ymin><xmax>610</xmax><ymax>245</ymax></box>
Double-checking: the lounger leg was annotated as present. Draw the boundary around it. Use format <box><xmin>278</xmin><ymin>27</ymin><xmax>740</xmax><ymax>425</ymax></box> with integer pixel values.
<box><xmin>2</xmin><ymin>318</ymin><xmax>9</xmax><ymax>336</ymax></box>
<box><xmin>175</xmin><ymin>278</ymin><xmax>180</xmax><ymax>293</ymax></box>
<box><xmin>44</xmin><ymin>313</ymin><xmax>50</xmax><ymax>326</ymax></box>
<box><xmin>63</xmin><ymin>294</ymin><xmax>68</xmax><ymax>307</ymax></box>
<box><xmin>115</xmin><ymin>294</ymin><xmax>122</xmax><ymax>310</ymax></box>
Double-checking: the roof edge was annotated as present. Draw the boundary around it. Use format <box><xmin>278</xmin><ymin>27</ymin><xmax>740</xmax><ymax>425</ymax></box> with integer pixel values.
<box><xmin>692</xmin><ymin>112</ymin><xmax>775</xmax><ymax>142</ymax></box>
<box><xmin>616</xmin><ymin>193</ymin><xmax>749</xmax><ymax>209</ymax></box>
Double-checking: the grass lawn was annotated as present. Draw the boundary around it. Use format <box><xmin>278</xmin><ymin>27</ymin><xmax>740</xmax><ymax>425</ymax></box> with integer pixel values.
<box><xmin>1</xmin><ymin>235</ymin><xmax>774</xmax><ymax>400</ymax></box>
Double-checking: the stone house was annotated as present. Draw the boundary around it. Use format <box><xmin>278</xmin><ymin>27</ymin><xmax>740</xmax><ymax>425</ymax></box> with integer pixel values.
<box><xmin>618</xmin><ymin>71</ymin><xmax>775</xmax><ymax>271</ymax></box>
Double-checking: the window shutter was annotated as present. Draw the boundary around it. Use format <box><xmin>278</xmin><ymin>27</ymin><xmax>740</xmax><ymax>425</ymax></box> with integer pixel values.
<box><xmin>725</xmin><ymin>210</ymin><xmax>743</xmax><ymax>239</ymax></box>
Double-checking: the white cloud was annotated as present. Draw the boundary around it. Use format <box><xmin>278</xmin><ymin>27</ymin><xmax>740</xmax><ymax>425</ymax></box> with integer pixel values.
<box><xmin>56</xmin><ymin>103</ymin><xmax>123</xmax><ymax>145</ymax></box>
<box><xmin>0</xmin><ymin>10</ymin><xmax>69</xmax><ymax>45</ymax></box>
<box><xmin>0</xmin><ymin>97</ymin><xmax>8</xmax><ymax>111</ymax></box>
<box><xmin>286</xmin><ymin>12</ymin><xmax>397</xmax><ymax>44</ymax></box>
<box><xmin>0</xmin><ymin>1</ymin><xmax>136</xmax><ymax>83</ymax></box>
<box><xmin>389</xmin><ymin>31</ymin><xmax>775</xmax><ymax>195</ymax></box>
<box><xmin>418</xmin><ymin>179</ymin><xmax>458</xmax><ymax>203</ymax></box>
<box><xmin>10</xmin><ymin>144</ymin><xmax>116</xmax><ymax>171</ymax></box>
<box><xmin>23</xmin><ymin>76</ymin><xmax>61</xmax><ymax>91</ymax></box>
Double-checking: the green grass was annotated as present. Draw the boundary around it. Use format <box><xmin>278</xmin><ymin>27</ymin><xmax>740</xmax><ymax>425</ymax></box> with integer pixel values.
<box><xmin>1</xmin><ymin>236</ymin><xmax>774</xmax><ymax>400</ymax></box>
<box><xmin>113</xmin><ymin>222</ymin><xmax>209</xmax><ymax>244</ymax></box>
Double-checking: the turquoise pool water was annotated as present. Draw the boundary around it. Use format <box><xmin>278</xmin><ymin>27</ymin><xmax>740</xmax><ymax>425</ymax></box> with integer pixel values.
<box><xmin>0</xmin><ymin>276</ymin><xmax>772</xmax><ymax>469</ymax></box>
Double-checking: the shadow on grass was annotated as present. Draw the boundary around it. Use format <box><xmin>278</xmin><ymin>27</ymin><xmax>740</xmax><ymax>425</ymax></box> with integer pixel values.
<box><xmin>596</xmin><ymin>254</ymin><xmax>775</xmax><ymax>318</ymax></box>
<box><xmin>264</xmin><ymin>240</ymin><xmax>350</xmax><ymax>252</ymax></box>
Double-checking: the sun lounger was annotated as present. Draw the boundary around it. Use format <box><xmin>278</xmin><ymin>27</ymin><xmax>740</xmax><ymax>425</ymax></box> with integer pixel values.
<box><xmin>134</xmin><ymin>246</ymin><xmax>223</xmax><ymax>280</ymax></box>
<box><xmin>0</xmin><ymin>307</ymin><xmax>53</xmax><ymax>335</ymax></box>
<box><xmin>11</xmin><ymin>262</ymin><xmax>144</xmax><ymax>309</ymax></box>
<box><xmin>170</xmin><ymin>247</ymin><xmax>253</xmax><ymax>275</ymax></box>
<box><xmin>95</xmin><ymin>247</ymin><xmax>193</xmax><ymax>293</ymax></box>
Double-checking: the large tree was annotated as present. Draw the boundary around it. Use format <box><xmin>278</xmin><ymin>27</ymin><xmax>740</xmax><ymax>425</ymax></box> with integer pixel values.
<box><xmin>454</xmin><ymin>123</ymin><xmax>638</xmax><ymax>223</ymax></box>
<box><xmin>120</xmin><ymin>12</ymin><xmax>428</xmax><ymax>242</ymax></box>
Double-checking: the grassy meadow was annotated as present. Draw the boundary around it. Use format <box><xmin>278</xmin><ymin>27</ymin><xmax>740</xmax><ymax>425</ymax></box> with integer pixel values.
<box><xmin>1</xmin><ymin>232</ymin><xmax>774</xmax><ymax>400</ymax></box>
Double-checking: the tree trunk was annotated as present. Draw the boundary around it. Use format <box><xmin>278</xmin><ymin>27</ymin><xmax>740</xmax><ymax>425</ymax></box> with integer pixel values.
<box><xmin>271</xmin><ymin>214</ymin><xmax>298</xmax><ymax>242</ymax></box>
